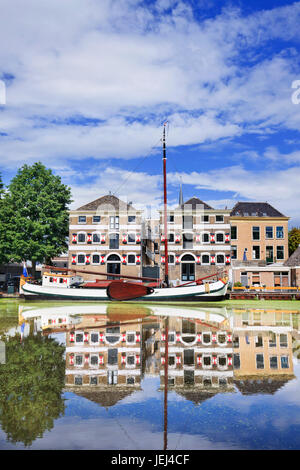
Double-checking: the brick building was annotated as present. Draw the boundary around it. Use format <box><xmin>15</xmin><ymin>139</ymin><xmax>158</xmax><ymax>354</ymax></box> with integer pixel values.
<box><xmin>158</xmin><ymin>197</ymin><xmax>231</xmax><ymax>284</ymax></box>
<box><xmin>68</xmin><ymin>194</ymin><xmax>143</xmax><ymax>280</ymax></box>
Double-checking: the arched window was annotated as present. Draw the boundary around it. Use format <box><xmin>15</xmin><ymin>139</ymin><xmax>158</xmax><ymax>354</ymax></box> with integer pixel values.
<box><xmin>181</xmin><ymin>254</ymin><xmax>195</xmax><ymax>262</ymax></box>
<box><xmin>107</xmin><ymin>254</ymin><xmax>121</xmax><ymax>262</ymax></box>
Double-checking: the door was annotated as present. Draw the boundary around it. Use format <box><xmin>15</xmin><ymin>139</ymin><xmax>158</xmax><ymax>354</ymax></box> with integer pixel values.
<box><xmin>181</xmin><ymin>263</ymin><xmax>195</xmax><ymax>281</ymax></box>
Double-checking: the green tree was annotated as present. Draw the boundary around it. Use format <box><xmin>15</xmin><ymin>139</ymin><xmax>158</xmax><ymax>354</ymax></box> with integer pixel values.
<box><xmin>288</xmin><ymin>227</ymin><xmax>300</xmax><ymax>256</ymax></box>
<box><xmin>0</xmin><ymin>162</ymin><xmax>72</xmax><ymax>275</ymax></box>
<box><xmin>0</xmin><ymin>332</ymin><xmax>66</xmax><ymax>446</ymax></box>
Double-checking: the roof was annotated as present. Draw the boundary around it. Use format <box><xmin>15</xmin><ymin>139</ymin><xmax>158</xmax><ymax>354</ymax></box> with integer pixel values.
<box><xmin>284</xmin><ymin>245</ymin><xmax>300</xmax><ymax>266</ymax></box>
<box><xmin>76</xmin><ymin>194</ymin><xmax>136</xmax><ymax>211</ymax></box>
<box><xmin>230</xmin><ymin>201</ymin><xmax>286</xmax><ymax>218</ymax></box>
<box><xmin>179</xmin><ymin>197</ymin><xmax>214</xmax><ymax>210</ymax></box>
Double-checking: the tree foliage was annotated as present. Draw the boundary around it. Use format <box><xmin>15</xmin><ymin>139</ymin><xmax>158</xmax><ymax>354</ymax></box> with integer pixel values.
<box><xmin>0</xmin><ymin>332</ymin><xmax>66</xmax><ymax>446</ymax></box>
<box><xmin>288</xmin><ymin>227</ymin><xmax>300</xmax><ymax>256</ymax></box>
<box><xmin>0</xmin><ymin>162</ymin><xmax>72</xmax><ymax>272</ymax></box>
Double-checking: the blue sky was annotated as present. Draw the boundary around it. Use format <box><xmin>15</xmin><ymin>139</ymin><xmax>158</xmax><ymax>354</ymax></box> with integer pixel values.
<box><xmin>0</xmin><ymin>0</ymin><xmax>300</xmax><ymax>224</ymax></box>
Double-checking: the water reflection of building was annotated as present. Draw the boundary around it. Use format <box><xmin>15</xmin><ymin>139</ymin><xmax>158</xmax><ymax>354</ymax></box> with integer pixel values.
<box><xmin>158</xmin><ymin>314</ymin><xmax>235</xmax><ymax>396</ymax></box>
<box><xmin>65</xmin><ymin>316</ymin><xmax>144</xmax><ymax>397</ymax></box>
<box><xmin>232</xmin><ymin>309</ymin><xmax>295</xmax><ymax>394</ymax></box>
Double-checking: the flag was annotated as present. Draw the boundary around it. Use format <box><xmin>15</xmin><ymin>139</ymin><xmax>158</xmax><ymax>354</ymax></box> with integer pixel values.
<box><xmin>23</xmin><ymin>261</ymin><xmax>28</xmax><ymax>277</ymax></box>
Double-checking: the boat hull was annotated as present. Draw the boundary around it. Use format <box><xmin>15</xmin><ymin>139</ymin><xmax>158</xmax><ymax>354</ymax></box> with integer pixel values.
<box><xmin>21</xmin><ymin>280</ymin><xmax>228</xmax><ymax>302</ymax></box>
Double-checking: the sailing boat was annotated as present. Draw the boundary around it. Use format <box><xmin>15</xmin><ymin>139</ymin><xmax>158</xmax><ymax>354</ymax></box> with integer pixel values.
<box><xmin>21</xmin><ymin>124</ymin><xmax>228</xmax><ymax>301</ymax></box>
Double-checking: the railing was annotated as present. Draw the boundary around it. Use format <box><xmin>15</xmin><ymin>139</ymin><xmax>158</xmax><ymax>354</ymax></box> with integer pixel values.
<box><xmin>233</xmin><ymin>286</ymin><xmax>300</xmax><ymax>292</ymax></box>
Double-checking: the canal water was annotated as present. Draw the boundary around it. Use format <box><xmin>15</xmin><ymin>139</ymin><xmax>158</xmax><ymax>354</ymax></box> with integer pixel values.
<box><xmin>0</xmin><ymin>301</ymin><xmax>300</xmax><ymax>450</ymax></box>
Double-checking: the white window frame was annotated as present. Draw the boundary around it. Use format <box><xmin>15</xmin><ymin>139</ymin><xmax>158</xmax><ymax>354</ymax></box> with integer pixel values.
<box><xmin>216</xmin><ymin>252</ymin><xmax>225</xmax><ymax>265</ymax></box>
<box><xmin>77</xmin><ymin>232</ymin><xmax>86</xmax><ymax>244</ymax></box>
<box><xmin>215</xmin><ymin>215</ymin><xmax>224</xmax><ymax>223</ymax></box>
<box><xmin>91</xmin><ymin>252</ymin><xmax>101</xmax><ymax>265</ymax></box>
<box><xmin>92</xmin><ymin>232</ymin><xmax>101</xmax><ymax>244</ymax></box>
<box><xmin>127</xmin><ymin>253</ymin><xmax>136</xmax><ymax>265</ymax></box>
<box><xmin>215</xmin><ymin>231</ymin><xmax>225</xmax><ymax>244</ymax></box>
<box><xmin>127</xmin><ymin>232</ymin><xmax>136</xmax><ymax>244</ymax></box>
<box><xmin>78</xmin><ymin>215</ymin><xmax>86</xmax><ymax>224</ymax></box>
<box><xmin>202</xmin><ymin>354</ymin><xmax>212</xmax><ymax>369</ymax></box>
<box><xmin>201</xmin><ymin>231</ymin><xmax>210</xmax><ymax>244</ymax></box>
<box><xmin>202</xmin><ymin>331</ymin><xmax>212</xmax><ymax>345</ymax></box>
<box><xmin>77</xmin><ymin>253</ymin><xmax>86</xmax><ymax>265</ymax></box>
<box><xmin>201</xmin><ymin>253</ymin><xmax>210</xmax><ymax>265</ymax></box>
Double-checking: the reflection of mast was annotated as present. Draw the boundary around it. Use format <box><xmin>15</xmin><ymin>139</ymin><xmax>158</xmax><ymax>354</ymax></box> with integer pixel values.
<box><xmin>163</xmin><ymin>316</ymin><xmax>169</xmax><ymax>450</ymax></box>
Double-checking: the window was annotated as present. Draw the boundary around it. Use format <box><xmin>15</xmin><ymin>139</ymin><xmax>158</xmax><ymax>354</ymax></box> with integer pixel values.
<box><xmin>127</xmin><ymin>333</ymin><xmax>135</xmax><ymax>343</ymax></box>
<box><xmin>110</xmin><ymin>216</ymin><xmax>119</xmax><ymax>229</ymax></box>
<box><xmin>75</xmin><ymin>355</ymin><xmax>83</xmax><ymax>366</ymax></box>
<box><xmin>127</xmin><ymin>355</ymin><xmax>135</xmax><ymax>366</ymax></box>
<box><xmin>92</xmin><ymin>233</ymin><xmax>101</xmax><ymax>243</ymax></box>
<box><xmin>281</xmin><ymin>356</ymin><xmax>289</xmax><ymax>369</ymax></box>
<box><xmin>75</xmin><ymin>333</ymin><xmax>83</xmax><ymax>343</ymax></box>
<box><xmin>128</xmin><ymin>233</ymin><xmax>136</xmax><ymax>244</ymax></box>
<box><xmin>231</xmin><ymin>245</ymin><xmax>237</xmax><ymax>259</ymax></box>
<box><xmin>108</xmin><ymin>349</ymin><xmax>118</xmax><ymax>365</ymax></box>
<box><xmin>216</xmin><ymin>215</ymin><xmax>224</xmax><ymax>223</ymax></box>
<box><xmin>202</xmin><ymin>254</ymin><xmax>210</xmax><ymax>264</ymax></box>
<box><xmin>183</xmin><ymin>233</ymin><xmax>193</xmax><ymax>249</ymax></box>
<box><xmin>269</xmin><ymin>332</ymin><xmax>276</xmax><ymax>347</ymax></box>
<box><xmin>92</xmin><ymin>254</ymin><xmax>100</xmax><ymax>264</ymax></box>
<box><xmin>233</xmin><ymin>354</ymin><xmax>240</xmax><ymax>369</ymax></box>
<box><xmin>90</xmin><ymin>355</ymin><xmax>99</xmax><ymax>366</ymax></box>
<box><xmin>233</xmin><ymin>336</ymin><xmax>239</xmax><ymax>348</ymax></box>
<box><xmin>168</xmin><ymin>233</ymin><xmax>175</xmax><ymax>243</ymax></box>
<box><xmin>128</xmin><ymin>254</ymin><xmax>136</xmax><ymax>264</ymax></box>
<box><xmin>255</xmin><ymin>335</ymin><xmax>263</xmax><ymax>347</ymax></box>
<box><xmin>182</xmin><ymin>215</ymin><xmax>193</xmax><ymax>229</ymax></box>
<box><xmin>280</xmin><ymin>334</ymin><xmax>288</xmax><ymax>348</ymax></box>
<box><xmin>203</xmin><ymin>355</ymin><xmax>211</xmax><ymax>367</ymax></box>
<box><xmin>93</xmin><ymin>216</ymin><xmax>101</xmax><ymax>223</ymax></box>
<box><xmin>90</xmin><ymin>376</ymin><xmax>98</xmax><ymax>385</ymax></box>
<box><xmin>202</xmin><ymin>332</ymin><xmax>211</xmax><ymax>344</ymax></box>
<box><xmin>75</xmin><ymin>376</ymin><xmax>83</xmax><ymax>386</ymax></box>
<box><xmin>277</xmin><ymin>246</ymin><xmax>284</xmax><ymax>260</ymax></box>
<box><xmin>216</xmin><ymin>254</ymin><xmax>225</xmax><ymax>264</ymax></box>
<box><xmin>78</xmin><ymin>216</ymin><xmax>86</xmax><ymax>224</ymax></box>
<box><xmin>91</xmin><ymin>333</ymin><xmax>99</xmax><ymax>344</ymax></box>
<box><xmin>128</xmin><ymin>215</ymin><xmax>136</xmax><ymax>224</ymax></box>
<box><xmin>266</xmin><ymin>246</ymin><xmax>273</xmax><ymax>264</ymax></box>
<box><xmin>216</xmin><ymin>233</ymin><xmax>224</xmax><ymax>243</ymax></box>
<box><xmin>252</xmin><ymin>246</ymin><xmax>260</xmax><ymax>260</ymax></box>
<box><xmin>168</xmin><ymin>254</ymin><xmax>175</xmax><ymax>264</ymax></box>
<box><xmin>231</xmin><ymin>226</ymin><xmax>237</xmax><ymax>240</ymax></box>
<box><xmin>167</xmin><ymin>213</ymin><xmax>174</xmax><ymax>223</ymax></box>
<box><xmin>168</xmin><ymin>356</ymin><xmax>175</xmax><ymax>366</ymax></box>
<box><xmin>77</xmin><ymin>254</ymin><xmax>85</xmax><ymax>264</ymax></box>
<box><xmin>202</xmin><ymin>233</ymin><xmax>209</xmax><ymax>243</ymax></box>
<box><xmin>270</xmin><ymin>356</ymin><xmax>278</xmax><ymax>369</ymax></box>
<box><xmin>218</xmin><ymin>356</ymin><xmax>227</xmax><ymax>367</ymax></box>
<box><xmin>256</xmin><ymin>354</ymin><xmax>264</xmax><ymax>369</ymax></box>
<box><xmin>252</xmin><ymin>226</ymin><xmax>260</xmax><ymax>240</ymax></box>
<box><xmin>266</xmin><ymin>226</ymin><xmax>273</xmax><ymax>239</ymax></box>
<box><xmin>201</xmin><ymin>215</ymin><xmax>209</xmax><ymax>223</ymax></box>
<box><xmin>183</xmin><ymin>349</ymin><xmax>194</xmax><ymax>365</ymax></box>
<box><xmin>109</xmin><ymin>233</ymin><xmax>119</xmax><ymax>249</ymax></box>
<box><xmin>107</xmin><ymin>370</ymin><xmax>118</xmax><ymax>385</ymax></box>
<box><xmin>276</xmin><ymin>226</ymin><xmax>284</xmax><ymax>239</ymax></box>
<box><xmin>78</xmin><ymin>233</ymin><xmax>86</xmax><ymax>243</ymax></box>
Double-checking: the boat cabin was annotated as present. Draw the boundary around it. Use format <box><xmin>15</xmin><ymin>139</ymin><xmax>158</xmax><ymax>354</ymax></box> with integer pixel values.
<box><xmin>42</xmin><ymin>272</ymin><xmax>83</xmax><ymax>288</ymax></box>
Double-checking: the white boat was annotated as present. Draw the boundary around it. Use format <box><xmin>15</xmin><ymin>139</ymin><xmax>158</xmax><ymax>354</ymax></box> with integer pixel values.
<box><xmin>21</xmin><ymin>271</ymin><xmax>228</xmax><ymax>301</ymax></box>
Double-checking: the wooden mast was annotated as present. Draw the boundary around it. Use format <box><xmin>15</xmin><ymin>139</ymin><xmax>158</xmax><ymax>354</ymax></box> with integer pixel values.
<box><xmin>163</xmin><ymin>122</ymin><xmax>169</xmax><ymax>287</ymax></box>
